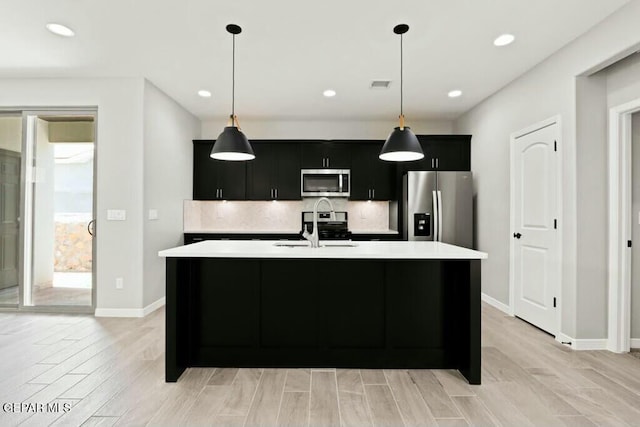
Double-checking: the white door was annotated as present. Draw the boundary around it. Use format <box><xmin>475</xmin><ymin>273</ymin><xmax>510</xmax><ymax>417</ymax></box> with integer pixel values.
<box><xmin>513</xmin><ymin>122</ymin><xmax>559</xmax><ymax>335</ymax></box>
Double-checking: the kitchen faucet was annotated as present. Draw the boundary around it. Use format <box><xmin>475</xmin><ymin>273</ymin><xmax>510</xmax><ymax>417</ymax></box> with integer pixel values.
<box><xmin>302</xmin><ymin>197</ymin><xmax>336</xmax><ymax>248</ymax></box>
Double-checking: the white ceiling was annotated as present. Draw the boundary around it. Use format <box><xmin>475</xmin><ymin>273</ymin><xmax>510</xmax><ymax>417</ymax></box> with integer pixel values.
<box><xmin>0</xmin><ymin>0</ymin><xmax>630</xmax><ymax>121</ymax></box>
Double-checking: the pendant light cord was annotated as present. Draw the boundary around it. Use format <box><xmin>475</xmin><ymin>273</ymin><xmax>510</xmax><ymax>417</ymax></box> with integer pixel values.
<box><xmin>400</xmin><ymin>33</ymin><xmax>403</xmax><ymax>117</ymax></box>
<box><xmin>232</xmin><ymin>33</ymin><xmax>235</xmax><ymax>118</ymax></box>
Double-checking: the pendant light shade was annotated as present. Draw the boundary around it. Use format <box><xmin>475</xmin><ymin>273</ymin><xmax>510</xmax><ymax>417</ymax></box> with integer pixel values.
<box><xmin>211</xmin><ymin>124</ymin><xmax>255</xmax><ymax>161</ymax></box>
<box><xmin>210</xmin><ymin>24</ymin><xmax>255</xmax><ymax>161</ymax></box>
<box><xmin>379</xmin><ymin>24</ymin><xmax>424</xmax><ymax>162</ymax></box>
<box><xmin>379</xmin><ymin>126</ymin><xmax>423</xmax><ymax>162</ymax></box>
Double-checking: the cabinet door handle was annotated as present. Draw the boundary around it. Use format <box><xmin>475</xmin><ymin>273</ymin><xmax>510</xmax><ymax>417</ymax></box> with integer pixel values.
<box><xmin>372</xmin><ymin>189</ymin><xmax>375</xmax><ymax>199</ymax></box>
<box><xmin>431</xmin><ymin>158</ymin><xmax>435</xmax><ymax>168</ymax></box>
<box><xmin>220</xmin><ymin>188</ymin><xmax>223</xmax><ymax>199</ymax></box>
<box><xmin>327</xmin><ymin>157</ymin><xmax>329</xmax><ymax>168</ymax></box>
<box><xmin>274</xmin><ymin>188</ymin><xmax>278</xmax><ymax>199</ymax></box>
<box><xmin>216</xmin><ymin>188</ymin><xmax>219</xmax><ymax>198</ymax></box>
<box><xmin>436</xmin><ymin>158</ymin><xmax>439</xmax><ymax>169</ymax></box>
<box><xmin>368</xmin><ymin>189</ymin><xmax>371</xmax><ymax>199</ymax></box>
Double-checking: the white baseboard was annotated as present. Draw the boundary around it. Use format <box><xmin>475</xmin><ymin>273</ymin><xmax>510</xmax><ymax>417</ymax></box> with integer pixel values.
<box><xmin>481</xmin><ymin>293</ymin><xmax>513</xmax><ymax>315</ymax></box>
<box><xmin>95</xmin><ymin>296</ymin><xmax>166</xmax><ymax>318</ymax></box>
<box><xmin>143</xmin><ymin>297</ymin><xmax>166</xmax><ymax>316</ymax></box>
<box><xmin>631</xmin><ymin>338</ymin><xmax>640</xmax><ymax>349</ymax></box>
<box><xmin>565</xmin><ymin>338</ymin><xmax>608</xmax><ymax>351</ymax></box>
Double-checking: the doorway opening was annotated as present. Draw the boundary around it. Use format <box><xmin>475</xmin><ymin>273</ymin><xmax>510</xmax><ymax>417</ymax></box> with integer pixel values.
<box><xmin>607</xmin><ymin>97</ymin><xmax>640</xmax><ymax>352</ymax></box>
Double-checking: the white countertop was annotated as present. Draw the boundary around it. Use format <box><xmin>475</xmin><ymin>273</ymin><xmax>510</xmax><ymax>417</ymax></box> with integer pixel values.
<box><xmin>159</xmin><ymin>240</ymin><xmax>487</xmax><ymax>260</ymax></box>
<box><xmin>183</xmin><ymin>229</ymin><xmax>399</xmax><ymax>235</ymax></box>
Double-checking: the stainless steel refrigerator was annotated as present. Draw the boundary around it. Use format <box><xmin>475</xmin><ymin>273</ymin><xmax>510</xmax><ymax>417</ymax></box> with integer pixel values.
<box><xmin>403</xmin><ymin>171</ymin><xmax>473</xmax><ymax>248</ymax></box>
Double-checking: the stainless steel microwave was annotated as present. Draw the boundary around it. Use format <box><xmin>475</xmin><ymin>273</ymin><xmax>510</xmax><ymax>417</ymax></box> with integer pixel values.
<box><xmin>300</xmin><ymin>169</ymin><xmax>350</xmax><ymax>197</ymax></box>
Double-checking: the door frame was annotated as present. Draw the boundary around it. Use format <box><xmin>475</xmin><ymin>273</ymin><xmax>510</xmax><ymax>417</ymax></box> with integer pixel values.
<box><xmin>607</xmin><ymin>98</ymin><xmax>640</xmax><ymax>353</ymax></box>
<box><xmin>509</xmin><ymin>115</ymin><xmax>563</xmax><ymax>340</ymax></box>
<box><xmin>0</xmin><ymin>107</ymin><xmax>97</xmax><ymax>314</ymax></box>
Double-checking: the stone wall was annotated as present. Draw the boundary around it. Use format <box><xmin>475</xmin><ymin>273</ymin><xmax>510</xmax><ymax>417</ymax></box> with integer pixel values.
<box><xmin>54</xmin><ymin>221</ymin><xmax>92</xmax><ymax>272</ymax></box>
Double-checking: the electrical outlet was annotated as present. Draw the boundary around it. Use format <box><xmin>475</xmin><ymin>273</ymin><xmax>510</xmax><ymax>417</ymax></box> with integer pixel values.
<box><xmin>115</xmin><ymin>277</ymin><xmax>123</xmax><ymax>289</ymax></box>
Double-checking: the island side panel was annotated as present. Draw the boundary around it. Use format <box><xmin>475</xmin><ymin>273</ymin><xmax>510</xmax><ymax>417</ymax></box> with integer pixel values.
<box><xmin>449</xmin><ymin>259</ymin><xmax>481</xmax><ymax>385</ymax></box>
<box><xmin>166</xmin><ymin>257</ymin><xmax>190</xmax><ymax>382</ymax></box>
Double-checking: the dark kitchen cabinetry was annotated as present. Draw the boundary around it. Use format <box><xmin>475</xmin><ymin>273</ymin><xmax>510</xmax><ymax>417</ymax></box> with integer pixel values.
<box><xmin>247</xmin><ymin>142</ymin><xmax>301</xmax><ymax>200</ymax></box>
<box><xmin>301</xmin><ymin>142</ymin><xmax>351</xmax><ymax>169</ymax></box>
<box><xmin>193</xmin><ymin>140</ymin><xmax>246</xmax><ymax>200</ymax></box>
<box><xmin>411</xmin><ymin>135</ymin><xmax>471</xmax><ymax>172</ymax></box>
<box><xmin>350</xmin><ymin>142</ymin><xmax>395</xmax><ymax>200</ymax></box>
<box><xmin>260</xmin><ymin>260</ymin><xmax>385</xmax><ymax>349</ymax></box>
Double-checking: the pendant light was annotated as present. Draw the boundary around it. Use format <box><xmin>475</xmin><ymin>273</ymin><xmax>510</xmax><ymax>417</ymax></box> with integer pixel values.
<box><xmin>210</xmin><ymin>24</ymin><xmax>255</xmax><ymax>161</ymax></box>
<box><xmin>379</xmin><ymin>24</ymin><xmax>424</xmax><ymax>162</ymax></box>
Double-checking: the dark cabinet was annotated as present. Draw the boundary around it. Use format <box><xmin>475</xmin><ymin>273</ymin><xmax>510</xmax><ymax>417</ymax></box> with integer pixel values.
<box><xmin>410</xmin><ymin>135</ymin><xmax>471</xmax><ymax>171</ymax></box>
<box><xmin>387</xmin><ymin>261</ymin><xmax>445</xmax><ymax>348</ymax></box>
<box><xmin>261</xmin><ymin>260</ymin><xmax>319</xmax><ymax>348</ymax></box>
<box><xmin>193</xmin><ymin>141</ymin><xmax>246</xmax><ymax>200</ymax></box>
<box><xmin>198</xmin><ymin>260</ymin><xmax>259</xmax><ymax>347</ymax></box>
<box><xmin>247</xmin><ymin>142</ymin><xmax>301</xmax><ymax>200</ymax></box>
<box><xmin>301</xmin><ymin>142</ymin><xmax>351</xmax><ymax>169</ymax></box>
<box><xmin>349</xmin><ymin>142</ymin><xmax>395</xmax><ymax>200</ymax></box>
<box><xmin>260</xmin><ymin>259</ymin><xmax>385</xmax><ymax>349</ymax></box>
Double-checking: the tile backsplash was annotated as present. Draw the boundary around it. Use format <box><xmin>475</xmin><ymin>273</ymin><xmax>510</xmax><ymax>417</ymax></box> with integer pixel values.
<box><xmin>184</xmin><ymin>200</ymin><xmax>393</xmax><ymax>233</ymax></box>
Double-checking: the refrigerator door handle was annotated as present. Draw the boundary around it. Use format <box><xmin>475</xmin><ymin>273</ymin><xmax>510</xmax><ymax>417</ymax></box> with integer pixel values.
<box><xmin>437</xmin><ymin>190</ymin><xmax>443</xmax><ymax>242</ymax></box>
<box><xmin>432</xmin><ymin>190</ymin><xmax>439</xmax><ymax>241</ymax></box>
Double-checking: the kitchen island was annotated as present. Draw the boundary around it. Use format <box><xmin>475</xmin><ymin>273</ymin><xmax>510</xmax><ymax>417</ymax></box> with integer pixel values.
<box><xmin>159</xmin><ymin>240</ymin><xmax>487</xmax><ymax>384</ymax></box>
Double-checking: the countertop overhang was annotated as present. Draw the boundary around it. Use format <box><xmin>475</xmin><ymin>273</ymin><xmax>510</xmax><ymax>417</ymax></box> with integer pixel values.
<box><xmin>159</xmin><ymin>240</ymin><xmax>487</xmax><ymax>260</ymax></box>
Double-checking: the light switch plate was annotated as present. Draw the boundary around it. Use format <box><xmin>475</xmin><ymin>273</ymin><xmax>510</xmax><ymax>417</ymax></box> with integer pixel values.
<box><xmin>107</xmin><ymin>209</ymin><xmax>126</xmax><ymax>221</ymax></box>
<box><xmin>148</xmin><ymin>209</ymin><xmax>159</xmax><ymax>220</ymax></box>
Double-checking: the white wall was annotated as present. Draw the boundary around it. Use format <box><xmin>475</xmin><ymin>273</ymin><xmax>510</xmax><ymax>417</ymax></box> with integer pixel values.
<box><xmin>454</xmin><ymin>1</ymin><xmax>640</xmax><ymax>339</ymax></box>
<box><xmin>0</xmin><ymin>77</ymin><xmax>146</xmax><ymax>311</ymax></box>
<box><xmin>0</xmin><ymin>117</ymin><xmax>22</xmax><ymax>152</ymax></box>
<box><xmin>633</xmin><ymin>112</ymin><xmax>640</xmax><ymax>339</ymax></box>
<box><xmin>142</xmin><ymin>81</ymin><xmax>200</xmax><ymax>307</ymax></box>
<box><xmin>574</xmin><ymin>73</ymin><xmax>608</xmax><ymax>339</ymax></box>
<box><xmin>201</xmin><ymin>118</ymin><xmax>453</xmax><ymax>140</ymax></box>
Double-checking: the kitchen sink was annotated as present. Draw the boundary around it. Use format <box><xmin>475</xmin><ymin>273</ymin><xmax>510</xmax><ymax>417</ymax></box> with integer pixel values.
<box><xmin>272</xmin><ymin>241</ymin><xmax>311</xmax><ymax>248</ymax></box>
<box><xmin>320</xmin><ymin>241</ymin><xmax>359</xmax><ymax>247</ymax></box>
<box><xmin>272</xmin><ymin>241</ymin><xmax>359</xmax><ymax>248</ymax></box>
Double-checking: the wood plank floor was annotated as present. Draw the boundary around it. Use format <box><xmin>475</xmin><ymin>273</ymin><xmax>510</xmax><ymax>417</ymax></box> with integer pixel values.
<box><xmin>0</xmin><ymin>285</ymin><xmax>91</xmax><ymax>306</ymax></box>
<box><xmin>1</xmin><ymin>303</ymin><xmax>639</xmax><ymax>426</ymax></box>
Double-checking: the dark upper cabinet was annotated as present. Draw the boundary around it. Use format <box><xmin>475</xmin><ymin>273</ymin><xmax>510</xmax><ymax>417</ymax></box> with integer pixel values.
<box><xmin>193</xmin><ymin>140</ymin><xmax>246</xmax><ymax>200</ymax></box>
<box><xmin>301</xmin><ymin>142</ymin><xmax>351</xmax><ymax>169</ymax></box>
<box><xmin>247</xmin><ymin>142</ymin><xmax>301</xmax><ymax>200</ymax></box>
<box><xmin>349</xmin><ymin>142</ymin><xmax>396</xmax><ymax>200</ymax></box>
<box><xmin>410</xmin><ymin>135</ymin><xmax>471</xmax><ymax>171</ymax></box>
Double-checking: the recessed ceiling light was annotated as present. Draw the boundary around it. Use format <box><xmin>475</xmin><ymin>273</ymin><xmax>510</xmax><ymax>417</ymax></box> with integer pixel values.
<box><xmin>323</xmin><ymin>89</ymin><xmax>336</xmax><ymax>97</ymax></box>
<box><xmin>198</xmin><ymin>90</ymin><xmax>212</xmax><ymax>98</ymax></box>
<box><xmin>448</xmin><ymin>90</ymin><xmax>462</xmax><ymax>98</ymax></box>
<box><xmin>494</xmin><ymin>34</ymin><xmax>515</xmax><ymax>47</ymax></box>
<box><xmin>45</xmin><ymin>23</ymin><xmax>75</xmax><ymax>37</ymax></box>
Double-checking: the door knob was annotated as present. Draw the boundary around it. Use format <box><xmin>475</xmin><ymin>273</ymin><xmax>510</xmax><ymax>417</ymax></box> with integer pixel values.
<box><xmin>513</xmin><ymin>232</ymin><xmax>522</xmax><ymax>239</ymax></box>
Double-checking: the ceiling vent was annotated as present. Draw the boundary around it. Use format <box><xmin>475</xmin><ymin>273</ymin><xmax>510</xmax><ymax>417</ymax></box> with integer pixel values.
<box><xmin>370</xmin><ymin>80</ymin><xmax>392</xmax><ymax>89</ymax></box>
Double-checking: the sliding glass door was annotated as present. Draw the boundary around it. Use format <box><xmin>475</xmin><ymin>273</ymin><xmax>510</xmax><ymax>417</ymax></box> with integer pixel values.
<box><xmin>23</xmin><ymin>112</ymin><xmax>96</xmax><ymax>310</ymax></box>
